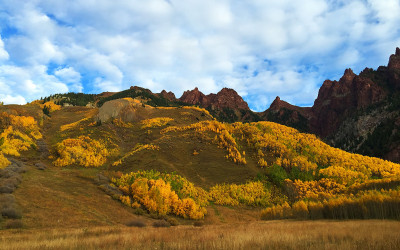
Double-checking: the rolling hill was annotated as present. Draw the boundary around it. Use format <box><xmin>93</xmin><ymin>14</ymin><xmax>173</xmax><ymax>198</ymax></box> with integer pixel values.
<box><xmin>1</xmin><ymin>94</ymin><xmax>400</xmax><ymax>230</ymax></box>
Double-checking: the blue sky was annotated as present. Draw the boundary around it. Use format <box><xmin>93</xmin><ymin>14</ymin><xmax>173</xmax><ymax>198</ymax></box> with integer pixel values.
<box><xmin>0</xmin><ymin>0</ymin><xmax>399</xmax><ymax>111</ymax></box>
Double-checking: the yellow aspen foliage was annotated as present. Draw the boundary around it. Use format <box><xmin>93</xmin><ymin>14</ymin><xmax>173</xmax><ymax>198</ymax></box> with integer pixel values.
<box><xmin>112</xmin><ymin>144</ymin><xmax>160</xmax><ymax>166</ymax></box>
<box><xmin>53</xmin><ymin>136</ymin><xmax>109</xmax><ymax>167</ymax></box>
<box><xmin>282</xmin><ymin>201</ymin><xmax>292</xmax><ymax>219</ymax></box>
<box><xmin>0</xmin><ymin>153</ymin><xmax>10</xmax><ymax>169</ymax></box>
<box><xmin>292</xmin><ymin>200</ymin><xmax>308</xmax><ymax>219</ymax></box>
<box><xmin>260</xmin><ymin>207</ymin><xmax>275</xmax><ymax>220</ymax></box>
<box><xmin>307</xmin><ymin>201</ymin><xmax>324</xmax><ymax>219</ymax></box>
<box><xmin>162</xmin><ymin>120</ymin><xmax>246</xmax><ymax>164</ymax></box>
<box><xmin>284</xmin><ymin>179</ymin><xmax>346</xmax><ymax>200</ymax></box>
<box><xmin>182</xmin><ymin>106</ymin><xmax>212</xmax><ymax>117</ymax></box>
<box><xmin>209</xmin><ymin>182</ymin><xmax>270</xmax><ymax>206</ymax></box>
<box><xmin>262</xmin><ymin>190</ymin><xmax>400</xmax><ymax>220</ymax></box>
<box><xmin>228</xmin><ymin>121</ymin><xmax>400</xmax><ymax>188</ymax></box>
<box><xmin>120</xmin><ymin>195</ymin><xmax>132</xmax><ymax>207</ymax></box>
<box><xmin>112</xmin><ymin>118</ymin><xmax>133</xmax><ymax>128</ymax></box>
<box><xmin>258</xmin><ymin>158</ymin><xmax>268</xmax><ymax>168</ymax></box>
<box><xmin>141</xmin><ymin>117</ymin><xmax>173</xmax><ymax>129</ymax></box>
<box><xmin>60</xmin><ymin>117</ymin><xmax>91</xmax><ymax>132</ymax></box>
<box><xmin>0</xmin><ymin>112</ymin><xmax>42</xmax><ymax>157</ymax></box>
<box><xmin>112</xmin><ymin>170</ymin><xmax>209</xmax><ymax>219</ymax></box>
<box><xmin>319</xmin><ymin>165</ymin><xmax>368</xmax><ymax>185</ymax></box>
<box><xmin>116</xmin><ymin>175</ymin><xmax>206</xmax><ymax>219</ymax></box>
<box><xmin>42</xmin><ymin>101</ymin><xmax>61</xmax><ymax>112</ymax></box>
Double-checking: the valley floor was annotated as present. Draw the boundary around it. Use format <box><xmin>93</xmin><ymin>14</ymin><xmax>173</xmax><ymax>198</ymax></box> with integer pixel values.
<box><xmin>1</xmin><ymin>220</ymin><xmax>399</xmax><ymax>250</ymax></box>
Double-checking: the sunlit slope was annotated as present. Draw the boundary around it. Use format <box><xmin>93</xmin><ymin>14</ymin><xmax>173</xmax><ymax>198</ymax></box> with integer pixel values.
<box><xmin>50</xmin><ymin>99</ymin><xmax>400</xmax><ymax>220</ymax></box>
<box><xmin>2</xmin><ymin>98</ymin><xmax>399</xmax><ymax>227</ymax></box>
<box><xmin>47</xmin><ymin>100</ymin><xmax>262</xmax><ymax>187</ymax></box>
<box><xmin>48</xmin><ymin>98</ymin><xmax>400</xmax><ymax>187</ymax></box>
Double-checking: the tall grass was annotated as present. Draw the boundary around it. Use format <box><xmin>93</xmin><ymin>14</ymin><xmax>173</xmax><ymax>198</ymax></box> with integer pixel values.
<box><xmin>0</xmin><ymin>220</ymin><xmax>399</xmax><ymax>249</ymax></box>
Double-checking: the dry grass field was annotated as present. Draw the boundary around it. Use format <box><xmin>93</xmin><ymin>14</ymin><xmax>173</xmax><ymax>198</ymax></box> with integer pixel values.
<box><xmin>1</xmin><ymin>220</ymin><xmax>400</xmax><ymax>250</ymax></box>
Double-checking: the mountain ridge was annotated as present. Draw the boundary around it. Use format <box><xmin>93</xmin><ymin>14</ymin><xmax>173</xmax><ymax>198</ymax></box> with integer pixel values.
<box><xmin>37</xmin><ymin>47</ymin><xmax>400</xmax><ymax>163</ymax></box>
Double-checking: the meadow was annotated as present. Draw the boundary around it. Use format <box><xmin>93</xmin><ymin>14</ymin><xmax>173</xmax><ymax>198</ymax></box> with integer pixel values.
<box><xmin>1</xmin><ymin>220</ymin><xmax>399</xmax><ymax>250</ymax></box>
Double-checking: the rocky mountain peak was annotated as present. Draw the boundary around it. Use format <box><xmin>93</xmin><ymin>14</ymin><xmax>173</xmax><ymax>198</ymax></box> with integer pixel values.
<box><xmin>340</xmin><ymin>68</ymin><xmax>356</xmax><ymax>83</ymax></box>
<box><xmin>179</xmin><ymin>87</ymin><xmax>208</xmax><ymax>106</ymax></box>
<box><xmin>269</xmin><ymin>96</ymin><xmax>284</xmax><ymax>110</ymax></box>
<box><xmin>388</xmin><ymin>47</ymin><xmax>400</xmax><ymax>70</ymax></box>
<box><xmin>160</xmin><ymin>90</ymin><xmax>176</xmax><ymax>101</ymax></box>
<box><xmin>212</xmin><ymin>88</ymin><xmax>249</xmax><ymax>110</ymax></box>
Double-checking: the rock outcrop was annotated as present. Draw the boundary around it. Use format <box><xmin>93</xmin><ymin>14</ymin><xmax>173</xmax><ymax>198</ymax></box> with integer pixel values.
<box><xmin>97</xmin><ymin>98</ymin><xmax>153</xmax><ymax>123</ymax></box>
<box><xmin>263</xmin><ymin>48</ymin><xmax>400</xmax><ymax>162</ymax></box>
<box><xmin>179</xmin><ymin>87</ymin><xmax>249</xmax><ymax>111</ymax></box>
<box><xmin>179</xmin><ymin>87</ymin><xmax>210</xmax><ymax>107</ymax></box>
<box><xmin>159</xmin><ymin>90</ymin><xmax>176</xmax><ymax>101</ymax></box>
<box><xmin>310</xmin><ymin>68</ymin><xmax>386</xmax><ymax>137</ymax></box>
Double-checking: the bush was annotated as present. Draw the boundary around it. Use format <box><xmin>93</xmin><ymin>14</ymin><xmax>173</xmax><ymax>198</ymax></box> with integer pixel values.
<box><xmin>166</xmin><ymin>217</ymin><xmax>179</xmax><ymax>226</ymax></box>
<box><xmin>0</xmin><ymin>194</ymin><xmax>15</xmax><ymax>208</ymax></box>
<box><xmin>193</xmin><ymin>221</ymin><xmax>204</xmax><ymax>227</ymax></box>
<box><xmin>0</xmin><ymin>185</ymin><xmax>14</xmax><ymax>194</ymax></box>
<box><xmin>133</xmin><ymin>208</ymin><xmax>146</xmax><ymax>215</ymax></box>
<box><xmin>152</xmin><ymin>220</ymin><xmax>171</xmax><ymax>228</ymax></box>
<box><xmin>1</xmin><ymin>207</ymin><xmax>22</xmax><ymax>219</ymax></box>
<box><xmin>5</xmin><ymin>220</ymin><xmax>23</xmax><ymax>229</ymax></box>
<box><xmin>125</xmin><ymin>219</ymin><xmax>146</xmax><ymax>228</ymax></box>
<box><xmin>267</xmin><ymin>164</ymin><xmax>288</xmax><ymax>185</ymax></box>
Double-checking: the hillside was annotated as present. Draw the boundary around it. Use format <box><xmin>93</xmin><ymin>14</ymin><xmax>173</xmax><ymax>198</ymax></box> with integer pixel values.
<box><xmin>1</xmin><ymin>97</ymin><xmax>400</xmax><ymax>230</ymax></box>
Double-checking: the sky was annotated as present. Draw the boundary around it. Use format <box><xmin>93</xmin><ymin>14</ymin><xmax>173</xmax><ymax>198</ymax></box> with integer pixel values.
<box><xmin>0</xmin><ymin>0</ymin><xmax>399</xmax><ymax>111</ymax></box>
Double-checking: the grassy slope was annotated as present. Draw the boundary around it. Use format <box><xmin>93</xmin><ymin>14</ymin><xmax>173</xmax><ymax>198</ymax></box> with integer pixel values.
<box><xmin>7</xmin><ymin>105</ymin><xmax>262</xmax><ymax>229</ymax></box>
<box><xmin>2</xmin><ymin>100</ymin><xmax>400</xmax><ymax>230</ymax></box>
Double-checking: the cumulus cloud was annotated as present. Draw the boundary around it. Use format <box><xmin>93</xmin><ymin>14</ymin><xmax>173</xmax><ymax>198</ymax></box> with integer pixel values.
<box><xmin>54</xmin><ymin>67</ymin><xmax>82</xmax><ymax>92</ymax></box>
<box><xmin>0</xmin><ymin>0</ymin><xmax>399</xmax><ymax>110</ymax></box>
<box><xmin>0</xmin><ymin>36</ymin><xmax>9</xmax><ymax>61</ymax></box>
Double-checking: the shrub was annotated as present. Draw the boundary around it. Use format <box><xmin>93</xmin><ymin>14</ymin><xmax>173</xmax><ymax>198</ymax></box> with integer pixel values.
<box><xmin>292</xmin><ymin>201</ymin><xmax>309</xmax><ymax>220</ymax></box>
<box><xmin>141</xmin><ymin>117</ymin><xmax>174</xmax><ymax>129</ymax></box>
<box><xmin>125</xmin><ymin>219</ymin><xmax>146</xmax><ymax>228</ymax></box>
<box><xmin>133</xmin><ymin>208</ymin><xmax>146</xmax><ymax>215</ymax></box>
<box><xmin>152</xmin><ymin>220</ymin><xmax>171</xmax><ymax>228</ymax></box>
<box><xmin>0</xmin><ymin>185</ymin><xmax>14</xmax><ymax>194</ymax></box>
<box><xmin>53</xmin><ymin>136</ymin><xmax>109</xmax><ymax>167</ymax></box>
<box><xmin>112</xmin><ymin>170</ymin><xmax>208</xmax><ymax>219</ymax></box>
<box><xmin>5</xmin><ymin>220</ymin><xmax>23</xmax><ymax>229</ymax></box>
<box><xmin>0</xmin><ymin>194</ymin><xmax>15</xmax><ymax>208</ymax></box>
<box><xmin>167</xmin><ymin>217</ymin><xmax>179</xmax><ymax>226</ymax></box>
<box><xmin>1</xmin><ymin>206</ymin><xmax>22</xmax><ymax>219</ymax></box>
<box><xmin>193</xmin><ymin>221</ymin><xmax>204</xmax><ymax>227</ymax></box>
<box><xmin>0</xmin><ymin>153</ymin><xmax>10</xmax><ymax>169</ymax></box>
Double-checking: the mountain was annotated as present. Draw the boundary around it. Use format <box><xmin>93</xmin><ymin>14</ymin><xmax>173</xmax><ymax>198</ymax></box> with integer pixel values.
<box><xmin>263</xmin><ymin>48</ymin><xmax>400</xmax><ymax>163</ymax></box>
<box><xmin>179</xmin><ymin>87</ymin><xmax>260</xmax><ymax>122</ymax></box>
<box><xmin>36</xmin><ymin>48</ymin><xmax>400</xmax><ymax>164</ymax></box>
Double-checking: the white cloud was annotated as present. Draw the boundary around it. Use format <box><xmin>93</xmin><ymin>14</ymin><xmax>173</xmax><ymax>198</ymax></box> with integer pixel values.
<box><xmin>0</xmin><ymin>95</ymin><xmax>27</xmax><ymax>105</ymax></box>
<box><xmin>0</xmin><ymin>36</ymin><xmax>9</xmax><ymax>61</ymax></box>
<box><xmin>0</xmin><ymin>0</ymin><xmax>399</xmax><ymax>110</ymax></box>
<box><xmin>54</xmin><ymin>67</ymin><xmax>82</xmax><ymax>92</ymax></box>
<box><xmin>0</xmin><ymin>64</ymin><xmax>69</xmax><ymax>103</ymax></box>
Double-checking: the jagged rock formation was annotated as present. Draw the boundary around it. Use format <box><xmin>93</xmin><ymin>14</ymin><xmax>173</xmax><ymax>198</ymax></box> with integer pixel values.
<box><xmin>310</xmin><ymin>68</ymin><xmax>387</xmax><ymax>137</ymax></box>
<box><xmin>159</xmin><ymin>90</ymin><xmax>176</xmax><ymax>101</ymax></box>
<box><xmin>262</xmin><ymin>97</ymin><xmax>311</xmax><ymax>132</ymax></box>
<box><xmin>179</xmin><ymin>87</ymin><xmax>249</xmax><ymax>110</ymax></box>
<box><xmin>179</xmin><ymin>87</ymin><xmax>257</xmax><ymax>122</ymax></box>
<box><xmin>264</xmin><ymin>48</ymin><xmax>400</xmax><ymax>163</ymax></box>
